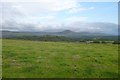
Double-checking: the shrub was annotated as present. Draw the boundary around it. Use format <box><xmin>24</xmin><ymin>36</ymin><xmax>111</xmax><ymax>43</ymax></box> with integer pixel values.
<box><xmin>93</xmin><ymin>41</ymin><xmax>100</xmax><ymax>43</ymax></box>
<box><xmin>112</xmin><ymin>41</ymin><xmax>120</xmax><ymax>44</ymax></box>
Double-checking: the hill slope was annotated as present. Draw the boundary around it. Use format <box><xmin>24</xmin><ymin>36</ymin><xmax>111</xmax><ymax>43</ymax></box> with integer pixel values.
<box><xmin>1</xmin><ymin>30</ymin><xmax>118</xmax><ymax>41</ymax></box>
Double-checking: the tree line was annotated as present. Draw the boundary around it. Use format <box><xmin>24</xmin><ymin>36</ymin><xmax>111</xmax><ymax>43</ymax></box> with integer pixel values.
<box><xmin>4</xmin><ymin>35</ymin><xmax>120</xmax><ymax>44</ymax></box>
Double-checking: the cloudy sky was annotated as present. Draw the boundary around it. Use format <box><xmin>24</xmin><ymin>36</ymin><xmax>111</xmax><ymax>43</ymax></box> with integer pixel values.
<box><xmin>0</xmin><ymin>0</ymin><xmax>119</xmax><ymax>35</ymax></box>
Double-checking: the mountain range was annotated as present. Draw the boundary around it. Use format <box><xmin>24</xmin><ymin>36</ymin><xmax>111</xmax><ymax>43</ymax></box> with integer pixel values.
<box><xmin>1</xmin><ymin>30</ymin><xmax>118</xmax><ymax>41</ymax></box>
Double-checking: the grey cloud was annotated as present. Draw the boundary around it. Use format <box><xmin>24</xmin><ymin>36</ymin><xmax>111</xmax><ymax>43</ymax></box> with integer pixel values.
<box><xmin>1</xmin><ymin>3</ymin><xmax>26</xmax><ymax>22</ymax></box>
<box><xmin>2</xmin><ymin>20</ymin><xmax>118</xmax><ymax>35</ymax></box>
<box><xmin>67</xmin><ymin>22</ymin><xmax>118</xmax><ymax>35</ymax></box>
<box><xmin>1</xmin><ymin>2</ymin><xmax>118</xmax><ymax>35</ymax></box>
<box><xmin>2</xmin><ymin>20</ymin><xmax>39</xmax><ymax>31</ymax></box>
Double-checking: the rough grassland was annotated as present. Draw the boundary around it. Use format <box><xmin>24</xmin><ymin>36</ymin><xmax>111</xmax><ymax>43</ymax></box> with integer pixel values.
<box><xmin>2</xmin><ymin>39</ymin><xmax>118</xmax><ymax>78</ymax></box>
<box><xmin>0</xmin><ymin>39</ymin><xmax>2</xmax><ymax>78</ymax></box>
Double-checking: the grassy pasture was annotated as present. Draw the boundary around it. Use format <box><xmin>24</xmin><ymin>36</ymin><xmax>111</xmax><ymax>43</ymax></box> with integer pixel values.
<box><xmin>2</xmin><ymin>39</ymin><xmax>118</xmax><ymax>78</ymax></box>
<box><xmin>0</xmin><ymin>39</ymin><xmax>2</xmax><ymax>78</ymax></box>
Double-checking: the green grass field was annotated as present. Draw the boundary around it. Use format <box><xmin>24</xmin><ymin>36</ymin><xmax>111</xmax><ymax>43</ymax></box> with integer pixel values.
<box><xmin>0</xmin><ymin>39</ymin><xmax>2</xmax><ymax>79</ymax></box>
<box><xmin>2</xmin><ymin>39</ymin><xmax>118</xmax><ymax>78</ymax></box>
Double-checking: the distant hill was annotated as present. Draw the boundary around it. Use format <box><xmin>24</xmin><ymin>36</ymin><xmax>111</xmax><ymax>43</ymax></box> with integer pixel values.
<box><xmin>1</xmin><ymin>30</ymin><xmax>118</xmax><ymax>41</ymax></box>
<box><xmin>58</xmin><ymin>30</ymin><xmax>74</xmax><ymax>34</ymax></box>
